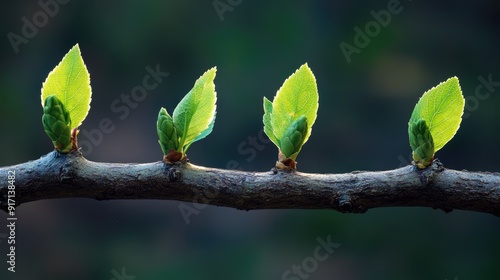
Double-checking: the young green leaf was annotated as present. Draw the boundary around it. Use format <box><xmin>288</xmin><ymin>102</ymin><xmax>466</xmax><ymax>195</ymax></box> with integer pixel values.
<box><xmin>156</xmin><ymin>67</ymin><xmax>217</xmax><ymax>163</ymax></box>
<box><xmin>42</xmin><ymin>95</ymin><xmax>73</xmax><ymax>153</ymax></box>
<box><xmin>167</xmin><ymin>67</ymin><xmax>216</xmax><ymax>156</ymax></box>
<box><xmin>263</xmin><ymin>63</ymin><xmax>319</xmax><ymax>169</ymax></box>
<box><xmin>409</xmin><ymin>77</ymin><xmax>464</xmax><ymax>153</ymax></box>
<box><xmin>41</xmin><ymin>44</ymin><xmax>92</xmax><ymax>130</ymax></box>
<box><xmin>270</xmin><ymin>63</ymin><xmax>318</xmax><ymax>144</ymax></box>
<box><xmin>263</xmin><ymin>97</ymin><xmax>278</xmax><ymax>147</ymax></box>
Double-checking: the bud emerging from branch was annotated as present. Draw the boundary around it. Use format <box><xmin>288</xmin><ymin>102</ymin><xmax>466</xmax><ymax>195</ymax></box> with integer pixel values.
<box><xmin>42</xmin><ymin>95</ymin><xmax>73</xmax><ymax>153</ymax></box>
<box><xmin>157</xmin><ymin>107</ymin><xmax>183</xmax><ymax>163</ymax></box>
<box><xmin>409</xmin><ymin>119</ymin><xmax>434</xmax><ymax>169</ymax></box>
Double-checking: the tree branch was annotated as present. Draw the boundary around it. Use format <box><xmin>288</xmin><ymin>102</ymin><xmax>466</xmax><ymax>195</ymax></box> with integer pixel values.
<box><xmin>1</xmin><ymin>151</ymin><xmax>499</xmax><ymax>216</ymax></box>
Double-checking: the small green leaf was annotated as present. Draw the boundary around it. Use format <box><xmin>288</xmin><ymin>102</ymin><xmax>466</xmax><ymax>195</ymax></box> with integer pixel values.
<box><xmin>41</xmin><ymin>44</ymin><xmax>92</xmax><ymax>130</ymax></box>
<box><xmin>263</xmin><ymin>97</ymin><xmax>278</xmax><ymax>147</ymax></box>
<box><xmin>409</xmin><ymin>77</ymin><xmax>464</xmax><ymax>153</ymax></box>
<box><xmin>262</xmin><ymin>63</ymin><xmax>319</xmax><ymax>169</ymax></box>
<box><xmin>280</xmin><ymin>115</ymin><xmax>308</xmax><ymax>160</ymax></box>
<box><xmin>42</xmin><ymin>95</ymin><xmax>73</xmax><ymax>153</ymax></box>
<box><xmin>172</xmin><ymin>67</ymin><xmax>217</xmax><ymax>153</ymax></box>
<box><xmin>157</xmin><ymin>107</ymin><xmax>179</xmax><ymax>155</ymax></box>
<box><xmin>270</xmin><ymin>63</ymin><xmax>318</xmax><ymax>144</ymax></box>
<box><xmin>409</xmin><ymin>119</ymin><xmax>434</xmax><ymax>169</ymax></box>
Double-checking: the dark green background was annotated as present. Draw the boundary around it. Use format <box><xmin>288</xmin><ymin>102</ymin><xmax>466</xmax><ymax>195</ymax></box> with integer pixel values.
<box><xmin>1</xmin><ymin>0</ymin><xmax>499</xmax><ymax>279</ymax></box>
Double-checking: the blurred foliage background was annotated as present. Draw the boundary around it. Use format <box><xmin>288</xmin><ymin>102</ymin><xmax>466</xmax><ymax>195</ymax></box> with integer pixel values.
<box><xmin>1</xmin><ymin>0</ymin><xmax>499</xmax><ymax>279</ymax></box>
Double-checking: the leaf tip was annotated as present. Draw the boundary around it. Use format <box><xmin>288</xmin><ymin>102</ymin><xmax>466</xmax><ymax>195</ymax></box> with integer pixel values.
<box><xmin>206</xmin><ymin>66</ymin><xmax>217</xmax><ymax>77</ymax></box>
<box><xmin>71</xmin><ymin>43</ymin><xmax>81</xmax><ymax>52</ymax></box>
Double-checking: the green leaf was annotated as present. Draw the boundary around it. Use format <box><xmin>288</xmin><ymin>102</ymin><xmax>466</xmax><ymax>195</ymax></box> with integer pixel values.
<box><xmin>270</xmin><ymin>63</ymin><xmax>318</xmax><ymax>144</ymax></box>
<box><xmin>263</xmin><ymin>63</ymin><xmax>319</xmax><ymax>169</ymax></box>
<box><xmin>409</xmin><ymin>77</ymin><xmax>464</xmax><ymax>153</ymax></box>
<box><xmin>173</xmin><ymin>67</ymin><xmax>217</xmax><ymax>153</ymax></box>
<box><xmin>263</xmin><ymin>97</ymin><xmax>278</xmax><ymax>147</ymax></box>
<box><xmin>41</xmin><ymin>44</ymin><xmax>92</xmax><ymax>129</ymax></box>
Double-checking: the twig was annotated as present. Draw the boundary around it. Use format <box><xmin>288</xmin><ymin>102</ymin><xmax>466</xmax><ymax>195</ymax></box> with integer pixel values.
<box><xmin>1</xmin><ymin>151</ymin><xmax>499</xmax><ymax>216</ymax></box>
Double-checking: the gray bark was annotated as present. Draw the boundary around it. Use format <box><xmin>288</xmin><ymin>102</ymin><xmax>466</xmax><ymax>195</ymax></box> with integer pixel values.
<box><xmin>1</xmin><ymin>150</ymin><xmax>499</xmax><ymax>216</ymax></box>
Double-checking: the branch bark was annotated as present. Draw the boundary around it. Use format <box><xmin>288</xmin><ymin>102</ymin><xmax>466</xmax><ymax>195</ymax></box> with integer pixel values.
<box><xmin>1</xmin><ymin>151</ymin><xmax>499</xmax><ymax>216</ymax></box>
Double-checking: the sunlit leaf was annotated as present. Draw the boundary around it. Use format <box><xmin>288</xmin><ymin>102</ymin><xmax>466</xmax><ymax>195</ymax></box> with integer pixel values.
<box><xmin>409</xmin><ymin>77</ymin><xmax>464</xmax><ymax>153</ymax></box>
<box><xmin>41</xmin><ymin>44</ymin><xmax>92</xmax><ymax>129</ymax></box>
<box><xmin>172</xmin><ymin>67</ymin><xmax>217</xmax><ymax>153</ymax></box>
<box><xmin>262</xmin><ymin>63</ymin><xmax>319</xmax><ymax>168</ymax></box>
<box><xmin>270</xmin><ymin>63</ymin><xmax>318</xmax><ymax>144</ymax></box>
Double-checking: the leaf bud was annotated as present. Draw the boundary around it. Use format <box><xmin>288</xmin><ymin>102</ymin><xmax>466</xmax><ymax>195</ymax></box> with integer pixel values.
<box><xmin>409</xmin><ymin>119</ymin><xmax>435</xmax><ymax>169</ymax></box>
<box><xmin>280</xmin><ymin>115</ymin><xmax>308</xmax><ymax>160</ymax></box>
<box><xmin>157</xmin><ymin>107</ymin><xmax>179</xmax><ymax>156</ymax></box>
<box><xmin>42</xmin><ymin>95</ymin><xmax>73</xmax><ymax>153</ymax></box>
